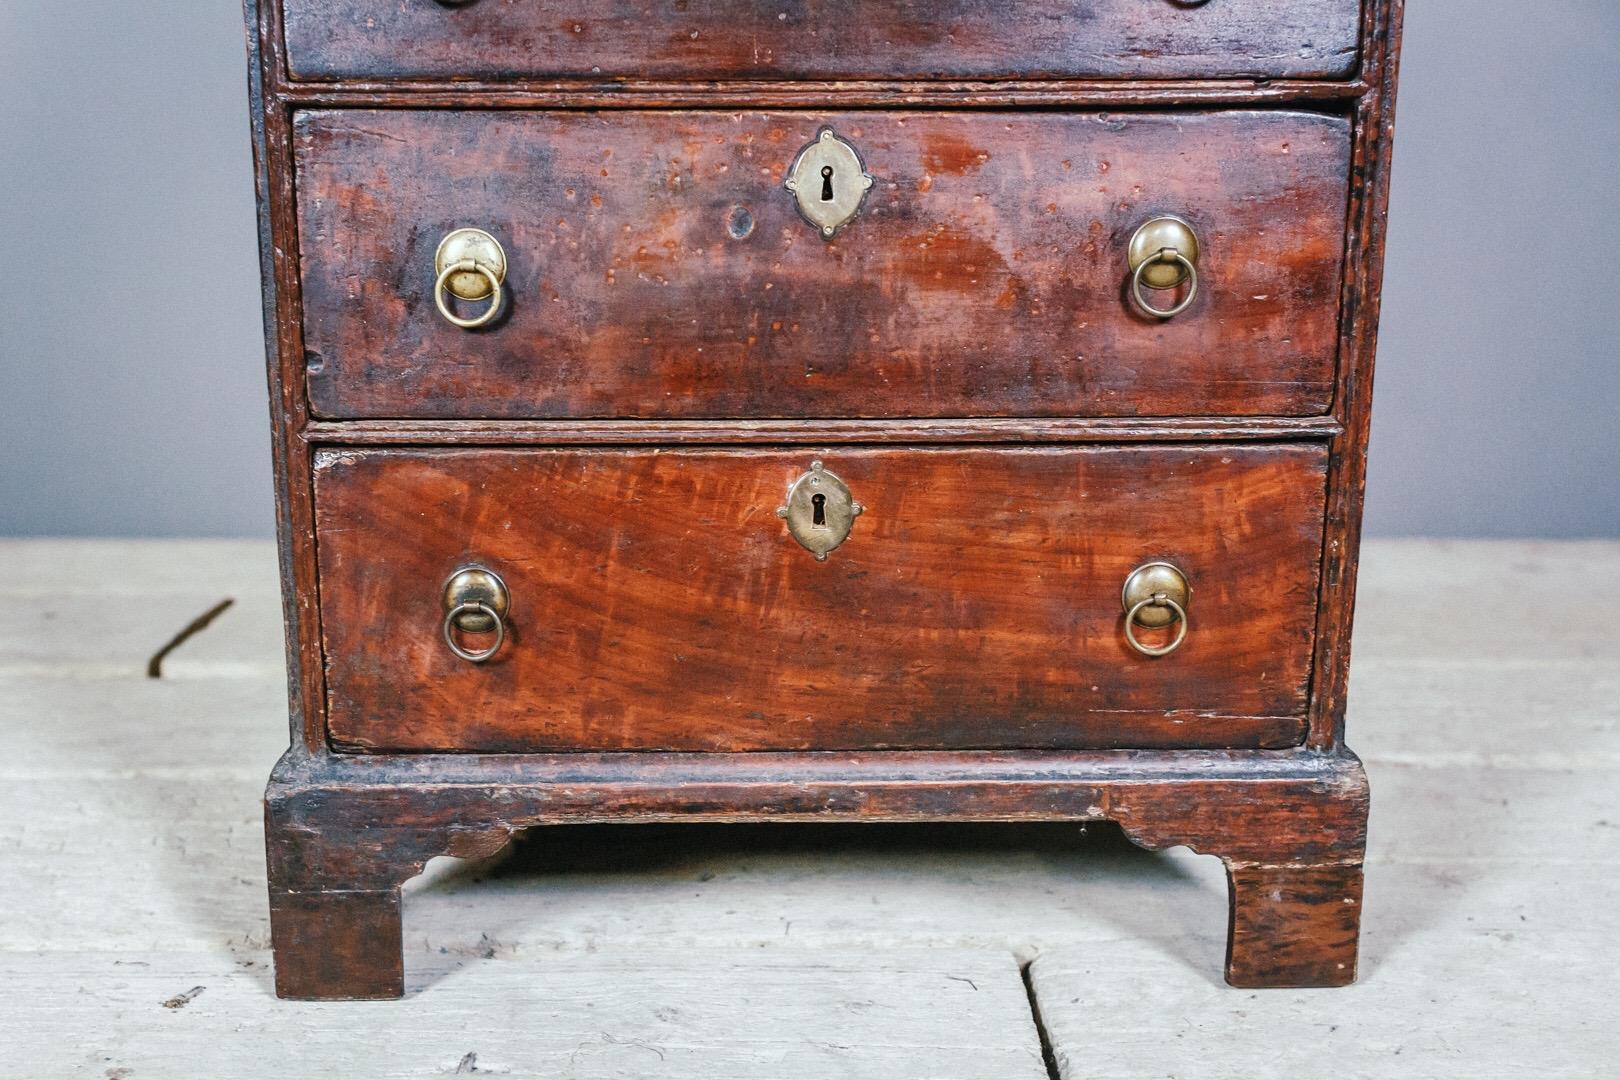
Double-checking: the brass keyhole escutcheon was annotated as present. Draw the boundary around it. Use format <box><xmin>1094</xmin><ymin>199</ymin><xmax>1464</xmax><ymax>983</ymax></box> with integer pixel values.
<box><xmin>785</xmin><ymin>128</ymin><xmax>875</xmax><ymax>240</ymax></box>
<box><xmin>776</xmin><ymin>461</ymin><xmax>864</xmax><ymax>561</ymax></box>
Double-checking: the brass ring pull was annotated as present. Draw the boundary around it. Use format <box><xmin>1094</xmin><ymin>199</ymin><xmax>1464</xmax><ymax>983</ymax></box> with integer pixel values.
<box><xmin>1124</xmin><ymin>594</ymin><xmax>1188</xmax><ymax>657</ymax></box>
<box><xmin>1121</xmin><ymin>560</ymin><xmax>1191</xmax><ymax>658</ymax></box>
<box><xmin>1130</xmin><ymin>249</ymin><xmax>1198</xmax><ymax>319</ymax></box>
<box><xmin>441</xmin><ymin>566</ymin><xmax>510</xmax><ymax>664</ymax></box>
<box><xmin>1126</xmin><ymin>215</ymin><xmax>1200</xmax><ymax>319</ymax></box>
<box><xmin>434</xmin><ymin>259</ymin><xmax>503</xmax><ymax>329</ymax></box>
<box><xmin>442</xmin><ymin>601</ymin><xmax>505</xmax><ymax>663</ymax></box>
<box><xmin>433</xmin><ymin>228</ymin><xmax>508</xmax><ymax>330</ymax></box>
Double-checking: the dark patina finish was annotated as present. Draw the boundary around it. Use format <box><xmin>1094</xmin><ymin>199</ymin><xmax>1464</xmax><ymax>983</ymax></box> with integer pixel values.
<box><xmin>245</xmin><ymin>0</ymin><xmax>1405</xmax><ymax>999</ymax></box>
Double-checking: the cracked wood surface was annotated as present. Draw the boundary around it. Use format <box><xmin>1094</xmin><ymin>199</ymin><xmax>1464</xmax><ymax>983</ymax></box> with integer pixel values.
<box><xmin>1</xmin><ymin>539</ymin><xmax>1617</xmax><ymax>1076</ymax></box>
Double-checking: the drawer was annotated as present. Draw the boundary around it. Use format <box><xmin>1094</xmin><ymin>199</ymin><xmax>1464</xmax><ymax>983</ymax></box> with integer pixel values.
<box><xmin>282</xmin><ymin>0</ymin><xmax>1362</xmax><ymax>83</ymax></box>
<box><xmin>296</xmin><ymin>109</ymin><xmax>1351</xmax><ymax>420</ymax></box>
<box><xmin>314</xmin><ymin>444</ymin><xmax>1328</xmax><ymax>752</ymax></box>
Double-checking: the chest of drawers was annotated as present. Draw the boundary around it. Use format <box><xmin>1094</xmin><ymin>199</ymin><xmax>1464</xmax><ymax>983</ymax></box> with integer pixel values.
<box><xmin>248</xmin><ymin>0</ymin><xmax>1403</xmax><ymax>999</ymax></box>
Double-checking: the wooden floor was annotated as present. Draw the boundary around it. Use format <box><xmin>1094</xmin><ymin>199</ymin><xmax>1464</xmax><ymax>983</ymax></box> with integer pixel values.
<box><xmin>2</xmin><ymin>539</ymin><xmax>1616</xmax><ymax>1078</ymax></box>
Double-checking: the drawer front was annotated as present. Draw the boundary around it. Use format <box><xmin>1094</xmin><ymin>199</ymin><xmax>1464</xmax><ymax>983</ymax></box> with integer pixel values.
<box><xmin>283</xmin><ymin>0</ymin><xmax>1362</xmax><ymax>83</ymax></box>
<box><xmin>314</xmin><ymin>444</ymin><xmax>1328</xmax><ymax>753</ymax></box>
<box><xmin>297</xmin><ymin>109</ymin><xmax>1351</xmax><ymax>420</ymax></box>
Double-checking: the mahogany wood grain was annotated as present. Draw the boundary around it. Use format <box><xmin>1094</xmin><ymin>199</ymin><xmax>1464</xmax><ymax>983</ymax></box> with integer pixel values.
<box><xmin>280</xmin><ymin>79</ymin><xmax>1370</xmax><ymax>111</ymax></box>
<box><xmin>267</xmin><ymin>890</ymin><xmax>405</xmax><ymax>1000</ymax></box>
<box><xmin>243</xmin><ymin>0</ymin><xmax>1404</xmax><ymax>998</ymax></box>
<box><xmin>1308</xmin><ymin>0</ymin><xmax>1404</xmax><ymax>748</ymax></box>
<box><xmin>264</xmin><ymin>746</ymin><xmax>1369</xmax><ymax>998</ymax></box>
<box><xmin>245</xmin><ymin>0</ymin><xmax>324</xmax><ymax>751</ymax></box>
<box><xmin>314</xmin><ymin>444</ymin><xmax>1328</xmax><ymax>752</ymax></box>
<box><xmin>282</xmin><ymin>0</ymin><xmax>1362</xmax><ymax>83</ymax></box>
<box><xmin>295</xmin><ymin>109</ymin><xmax>1350</xmax><ymax>420</ymax></box>
<box><xmin>1225</xmin><ymin>862</ymin><xmax>1364</xmax><ymax>987</ymax></box>
<box><xmin>300</xmin><ymin>415</ymin><xmax>1345</xmax><ymax>447</ymax></box>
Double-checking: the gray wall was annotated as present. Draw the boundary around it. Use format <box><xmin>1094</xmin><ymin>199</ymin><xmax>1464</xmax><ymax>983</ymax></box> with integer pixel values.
<box><xmin>1366</xmin><ymin>1</ymin><xmax>1620</xmax><ymax>537</ymax></box>
<box><xmin>2</xmin><ymin>2</ymin><xmax>1617</xmax><ymax>539</ymax></box>
<box><xmin>1</xmin><ymin>2</ymin><xmax>271</xmax><ymax>537</ymax></box>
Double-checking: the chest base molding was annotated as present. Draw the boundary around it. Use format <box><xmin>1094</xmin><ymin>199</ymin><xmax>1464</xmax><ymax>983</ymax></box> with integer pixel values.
<box><xmin>266</xmin><ymin>746</ymin><xmax>1368</xmax><ymax>999</ymax></box>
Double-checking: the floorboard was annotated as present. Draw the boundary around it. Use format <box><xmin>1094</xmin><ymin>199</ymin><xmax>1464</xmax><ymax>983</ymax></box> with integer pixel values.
<box><xmin>1</xmin><ymin>538</ymin><xmax>1615</xmax><ymax>1077</ymax></box>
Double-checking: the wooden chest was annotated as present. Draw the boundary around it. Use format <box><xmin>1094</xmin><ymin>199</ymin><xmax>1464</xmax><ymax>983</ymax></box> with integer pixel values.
<box><xmin>247</xmin><ymin>0</ymin><xmax>1403</xmax><ymax>999</ymax></box>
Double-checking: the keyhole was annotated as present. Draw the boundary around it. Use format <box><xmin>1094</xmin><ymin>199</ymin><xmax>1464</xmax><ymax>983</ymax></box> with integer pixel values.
<box><xmin>820</xmin><ymin>165</ymin><xmax>835</xmax><ymax>202</ymax></box>
<box><xmin>811</xmin><ymin>492</ymin><xmax>827</xmax><ymax>526</ymax></box>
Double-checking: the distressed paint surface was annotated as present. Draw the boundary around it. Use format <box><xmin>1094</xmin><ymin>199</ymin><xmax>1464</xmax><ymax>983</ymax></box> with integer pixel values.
<box><xmin>294</xmin><ymin>109</ymin><xmax>1351</xmax><ymax>420</ymax></box>
<box><xmin>281</xmin><ymin>0</ymin><xmax>1363</xmax><ymax>82</ymax></box>
<box><xmin>313</xmin><ymin>444</ymin><xmax>1328</xmax><ymax>753</ymax></box>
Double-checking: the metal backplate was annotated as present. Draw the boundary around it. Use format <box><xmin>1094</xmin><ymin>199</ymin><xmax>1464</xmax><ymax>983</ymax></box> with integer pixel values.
<box><xmin>442</xmin><ymin>566</ymin><xmax>510</xmax><ymax>633</ymax></box>
<box><xmin>784</xmin><ymin>128</ymin><xmax>875</xmax><ymax>240</ymax></box>
<box><xmin>1121</xmin><ymin>561</ymin><xmax>1190</xmax><ymax>629</ymax></box>
<box><xmin>776</xmin><ymin>461</ymin><xmax>864</xmax><ymax>560</ymax></box>
<box><xmin>434</xmin><ymin>228</ymin><xmax>508</xmax><ymax>301</ymax></box>
<box><xmin>1127</xmin><ymin>215</ymin><xmax>1199</xmax><ymax>290</ymax></box>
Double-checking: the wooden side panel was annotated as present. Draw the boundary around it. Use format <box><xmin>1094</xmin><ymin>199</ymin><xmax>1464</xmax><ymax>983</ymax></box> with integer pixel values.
<box><xmin>314</xmin><ymin>444</ymin><xmax>1328</xmax><ymax>753</ymax></box>
<box><xmin>295</xmin><ymin>109</ymin><xmax>1351</xmax><ymax>420</ymax></box>
<box><xmin>282</xmin><ymin>0</ymin><xmax>1362</xmax><ymax>82</ymax></box>
<box><xmin>1309</xmin><ymin>0</ymin><xmax>1404</xmax><ymax>748</ymax></box>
